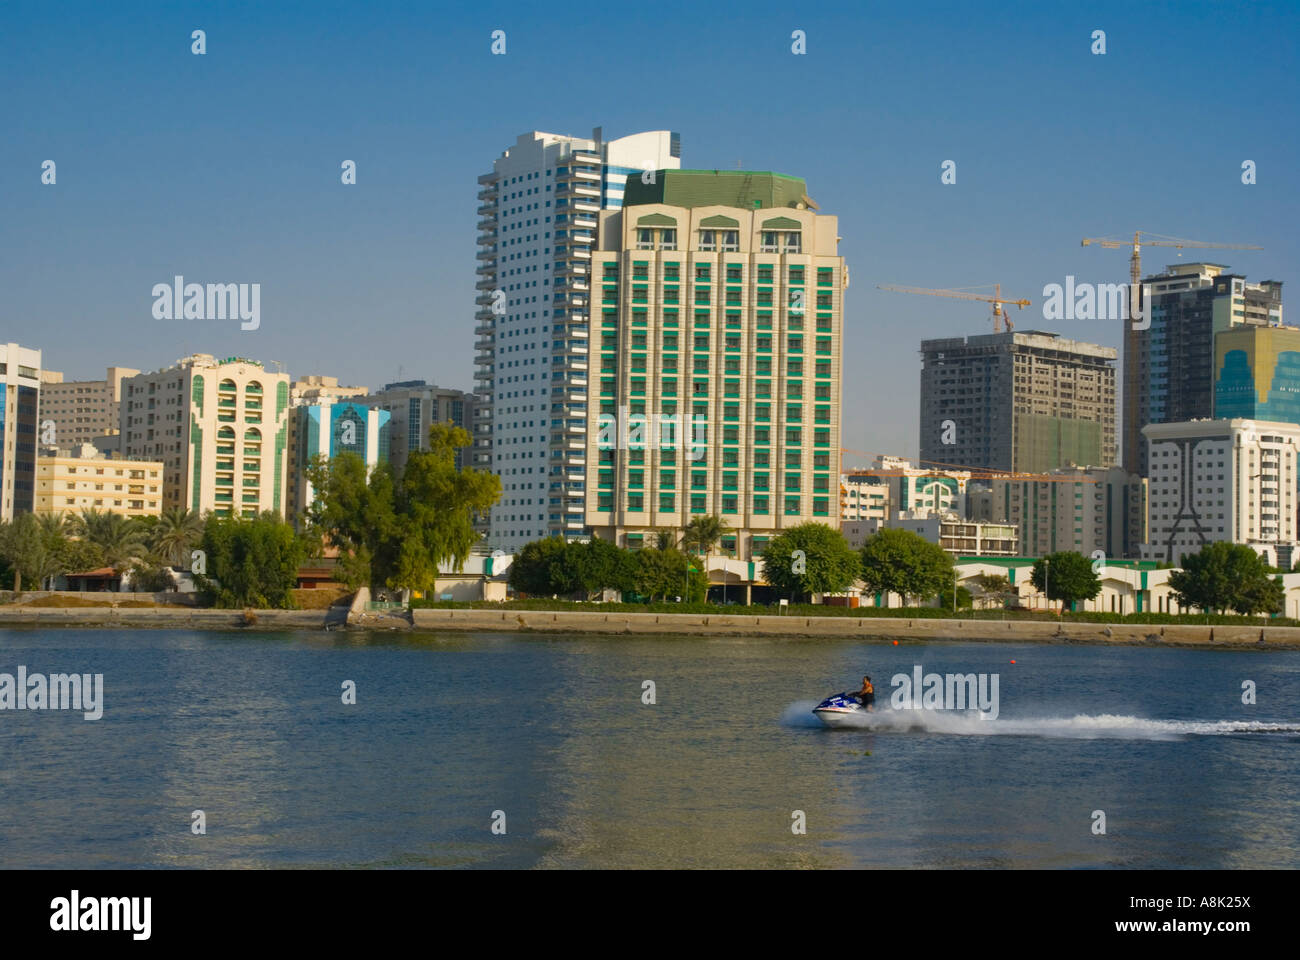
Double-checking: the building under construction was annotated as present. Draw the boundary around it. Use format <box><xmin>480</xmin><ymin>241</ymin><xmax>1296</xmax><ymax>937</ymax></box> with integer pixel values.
<box><xmin>918</xmin><ymin>330</ymin><xmax>1118</xmax><ymax>475</ymax></box>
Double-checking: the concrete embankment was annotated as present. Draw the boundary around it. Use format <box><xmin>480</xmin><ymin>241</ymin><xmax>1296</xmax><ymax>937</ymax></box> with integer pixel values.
<box><xmin>410</xmin><ymin>608</ymin><xmax>1300</xmax><ymax>649</ymax></box>
<box><xmin>0</xmin><ymin>606</ymin><xmax>333</xmax><ymax>630</ymax></box>
<box><xmin>2</xmin><ymin>603</ymin><xmax>1297</xmax><ymax>649</ymax></box>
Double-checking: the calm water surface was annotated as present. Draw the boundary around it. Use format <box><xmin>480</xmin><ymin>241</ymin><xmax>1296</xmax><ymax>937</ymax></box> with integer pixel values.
<box><xmin>2</xmin><ymin>628</ymin><xmax>1298</xmax><ymax>868</ymax></box>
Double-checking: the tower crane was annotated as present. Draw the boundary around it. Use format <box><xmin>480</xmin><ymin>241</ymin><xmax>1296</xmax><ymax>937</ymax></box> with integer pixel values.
<box><xmin>877</xmin><ymin>283</ymin><xmax>1031</xmax><ymax>333</ymax></box>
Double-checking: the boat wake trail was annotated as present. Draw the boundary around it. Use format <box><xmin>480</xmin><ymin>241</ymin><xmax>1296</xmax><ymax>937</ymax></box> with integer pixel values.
<box><xmin>782</xmin><ymin>701</ymin><xmax>1300</xmax><ymax>740</ymax></box>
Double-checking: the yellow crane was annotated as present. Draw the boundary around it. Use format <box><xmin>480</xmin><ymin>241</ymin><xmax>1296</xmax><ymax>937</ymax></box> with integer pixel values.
<box><xmin>877</xmin><ymin>283</ymin><xmax>1032</xmax><ymax>333</ymax></box>
<box><xmin>1081</xmin><ymin>231</ymin><xmax>1262</xmax><ymax>472</ymax></box>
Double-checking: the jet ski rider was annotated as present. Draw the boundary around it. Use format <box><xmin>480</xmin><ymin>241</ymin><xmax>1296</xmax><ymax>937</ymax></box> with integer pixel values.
<box><xmin>856</xmin><ymin>675</ymin><xmax>875</xmax><ymax>712</ymax></box>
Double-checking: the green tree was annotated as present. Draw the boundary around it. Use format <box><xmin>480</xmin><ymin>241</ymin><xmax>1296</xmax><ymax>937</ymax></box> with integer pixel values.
<box><xmin>633</xmin><ymin>545</ymin><xmax>706</xmax><ymax>603</ymax></box>
<box><xmin>193</xmin><ymin>512</ymin><xmax>306</xmax><ymax>608</ymax></box>
<box><xmin>760</xmin><ymin>522</ymin><xmax>861</xmax><ymax>602</ymax></box>
<box><xmin>858</xmin><ymin>528</ymin><xmax>954</xmax><ymax>606</ymax></box>
<box><xmin>681</xmin><ymin>515</ymin><xmax>730</xmax><ymax>556</ymax></box>
<box><xmin>0</xmin><ymin>513</ymin><xmax>66</xmax><ymax>591</ymax></box>
<box><xmin>304</xmin><ymin>451</ymin><xmax>397</xmax><ymax>589</ymax></box>
<box><xmin>971</xmin><ymin>572</ymin><xmax>1016</xmax><ymax>608</ymax></box>
<box><xmin>1029</xmin><ymin>551</ymin><xmax>1102</xmax><ymax>614</ymax></box>
<box><xmin>569</xmin><ymin>537</ymin><xmax>636</xmax><ymax>600</ymax></box>
<box><xmin>509</xmin><ymin>537</ymin><xmax>577</xmax><ymax>597</ymax></box>
<box><xmin>1170</xmin><ymin>542</ymin><xmax>1279</xmax><ymax>615</ymax></box>
<box><xmin>386</xmin><ymin>423</ymin><xmax>502</xmax><ymax>594</ymax></box>
<box><xmin>937</xmin><ymin>584</ymin><xmax>974</xmax><ymax>610</ymax></box>
<box><xmin>150</xmin><ymin>506</ymin><xmax>206</xmax><ymax>567</ymax></box>
<box><xmin>67</xmin><ymin>509</ymin><xmax>147</xmax><ymax>571</ymax></box>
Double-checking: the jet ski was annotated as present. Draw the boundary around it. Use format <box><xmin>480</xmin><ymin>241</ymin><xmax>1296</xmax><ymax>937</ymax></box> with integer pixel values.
<box><xmin>812</xmin><ymin>692</ymin><xmax>872</xmax><ymax>728</ymax></box>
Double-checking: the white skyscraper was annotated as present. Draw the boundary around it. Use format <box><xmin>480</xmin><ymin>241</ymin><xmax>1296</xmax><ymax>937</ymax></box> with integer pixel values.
<box><xmin>474</xmin><ymin>128</ymin><xmax>681</xmax><ymax>551</ymax></box>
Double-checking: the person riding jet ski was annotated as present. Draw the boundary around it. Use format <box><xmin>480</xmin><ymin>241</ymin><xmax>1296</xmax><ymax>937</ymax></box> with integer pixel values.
<box><xmin>855</xmin><ymin>675</ymin><xmax>875</xmax><ymax>712</ymax></box>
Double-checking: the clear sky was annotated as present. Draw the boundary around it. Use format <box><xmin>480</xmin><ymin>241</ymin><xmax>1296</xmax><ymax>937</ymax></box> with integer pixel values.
<box><xmin>3</xmin><ymin>0</ymin><xmax>1297</xmax><ymax>461</ymax></box>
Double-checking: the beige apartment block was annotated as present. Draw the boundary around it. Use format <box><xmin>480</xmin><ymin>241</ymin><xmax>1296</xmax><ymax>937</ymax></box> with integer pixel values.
<box><xmin>35</xmin><ymin>444</ymin><xmax>163</xmax><ymax>518</ymax></box>
<box><xmin>120</xmin><ymin>354</ymin><xmax>290</xmax><ymax>518</ymax></box>
<box><xmin>582</xmin><ymin>170</ymin><xmax>847</xmax><ymax>561</ymax></box>
<box><xmin>38</xmin><ymin>366</ymin><xmax>139</xmax><ymax>449</ymax></box>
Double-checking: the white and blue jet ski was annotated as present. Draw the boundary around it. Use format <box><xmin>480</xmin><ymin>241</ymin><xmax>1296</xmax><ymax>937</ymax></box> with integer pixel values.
<box><xmin>812</xmin><ymin>691</ymin><xmax>873</xmax><ymax>728</ymax></box>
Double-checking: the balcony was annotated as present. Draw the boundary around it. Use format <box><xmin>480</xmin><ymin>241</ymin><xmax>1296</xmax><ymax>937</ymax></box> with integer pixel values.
<box><xmin>477</xmin><ymin>171</ymin><xmax>500</xmax><ymax>186</ymax></box>
<box><xmin>477</xmin><ymin>203</ymin><xmax>497</xmax><ymax>217</ymax></box>
<box><xmin>476</xmin><ymin>246</ymin><xmax>498</xmax><ymax>261</ymax></box>
<box><xmin>475</xmin><ymin>321</ymin><xmax>495</xmax><ymax>336</ymax></box>
<box><xmin>570</xmin><ymin>150</ymin><xmax>601</xmax><ymax>166</ymax></box>
<box><xmin>572</xmin><ymin>197</ymin><xmax>600</xmax><ymax>214</ymax></box>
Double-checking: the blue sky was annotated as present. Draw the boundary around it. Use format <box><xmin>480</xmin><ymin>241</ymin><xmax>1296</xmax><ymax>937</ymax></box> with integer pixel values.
<box><xmin>3</xmin><ymin>0</ymin><xmax>1297</xmax><ymax>460</ymax></box>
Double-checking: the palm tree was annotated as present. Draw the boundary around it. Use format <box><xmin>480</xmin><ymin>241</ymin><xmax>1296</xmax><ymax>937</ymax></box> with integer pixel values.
<box><xmin>150</xmin><ymin>506</ymin><xmax>205</xmax><ymax>567</ymax></box>
<box><xmin>68</xmin><ymin>508</ymin><xmax>147</xmax><ymax>572</ymax></box>
<box><xmin>681</xmin><ymin>515</ymin><xmax>732</xmax><ymax>603</ymax></box>
<box><xmin>652</xmin><ymin>530</ymin><xmax>679</xmax><ymax>551</ymax></box>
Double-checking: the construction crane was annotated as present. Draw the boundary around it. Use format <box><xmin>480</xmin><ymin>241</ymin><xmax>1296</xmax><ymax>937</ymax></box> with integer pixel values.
<box><xmin>1081</xmin><ymin>231</ymin><xmax>1262</xmax><ymax>471</ymax></box>
<box><xmin>878</xmin><ymin>283</ymin><xmax>1032</xmax><ymax>333</ymax></box>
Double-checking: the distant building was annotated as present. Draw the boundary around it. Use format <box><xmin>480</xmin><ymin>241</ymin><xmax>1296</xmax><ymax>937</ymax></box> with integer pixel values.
<box><xmin>840</xmin><ymin>475</ymin><xmax>889</xmax><ymax>521</ymax></box>
<box><xmin>288</xmin><ymin>400</ymin><xmax>391</xmax><ymax>521</ymax></box>
<box><xmin>1124</xmin><ymin>263</ymin><xmax>1283</xmax><ymax>473</ymax></box>
<box><xmin>35</xmin><ymin>444</ymin><xmax>163</xmax><ymax>519</ymax></box>
<box><xmin>1</xmin><ymin>343</ymin><xmax>42</xmax><ymax>521</ymax></box>
<box><xmin>120</xmin><ymin>354</ymin><xmax>291</xmax><ymax>518</ymax></box>
<box><xmin>846</xmin><ymin>511</ymin><xmax>1018</xmax><ymax>557</ymax></box>
<box><xmin>1140</xmin><ymin>418</ymin><xmax>1300</xmax><ymax>566</ymax></box>
<box><xmin>1213</xmin><ymin>324</ymin><xmax>1300</xmax><ymax>424</ymax></box>
<box><xmin>37</xmin><ymin>365</ymin><xmax>138</xmax><ymax>449</ymax></box>
<box><xmin>919</xmin><ymin>330</ymin><xmax>1117</xmax><ymax>476</ymax></box>
<box><xmin>980</xmin><ymin>465</ymin><xmax>1147</xmax><ymax>560</ymax></box>
<box><xmin>361</xmin><ymin>380</ymin><xmax>475</xmax><ymax>475</ymax></box>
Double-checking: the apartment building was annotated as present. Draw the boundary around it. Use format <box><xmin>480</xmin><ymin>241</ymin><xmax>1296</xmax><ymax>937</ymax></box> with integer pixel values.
<box><xmin>1124</xmin><ymin>263</ymin><xmax>1283</xmax><ymax>473</ymax></box>
<box><xmin>35</xmin><ymin>444</ymin><xmax>163</xmax><ymax>519</ymax></box>
<box><xmin>361</xmin><ymin>380</ymin><xmax>474</xmax><ymax>475</ymax></box>
<box><xmin>1214</xmin><ymin>323</ymin><xmax>1300</xmax><ymax>424</ymax></box>
<box><xmin>980</xmin><ymin>465</ymin><xmax>1147</xmax><ymax>560</ymax></box>
<box><xmin>119</xmin><ymin>354</ymin><xmax>291</xmax><ymax>518</ymax></box>
<box><xmin>474</xmin><ymin>128</ymin><xmax>682</xmax><ymax>551</ymax></box>
<box><xmin>919</xmin><ymin>330</ymin><xmax>1117</xmax><ymax>475</ymax></box>
<box><xmin>1141</xmin><ymin>418</ymin><xmax>1300</xmax><ymax>566</ymax></box>
<box><xmin>583</xmin><ymin>169</ymin><xmax>847</xmax><ymax>561</ymax></box>
<box><xmin>0</xmin><ymin>342</ymin><xmax>42</xmax><ymax>521</ymax></box>
<box><xmin>37</xmin><ymin>366</ymin><xmax>139</xmax><ymax>450</ymax></box>
<box><xmin>288</xmin><ymin>400</ymin><xmax>390</xmax><ymax>521</ymax></box>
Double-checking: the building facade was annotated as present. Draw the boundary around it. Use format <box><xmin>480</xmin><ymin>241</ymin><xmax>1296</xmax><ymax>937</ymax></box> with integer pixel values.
<box><xmin>289</xmin><ymin>400</ymin><xmax>391</xmax><ymax>520</ymax></box>
<box><xmin>35</xmin><ymin>444</ymin><xmax>163</xmax><ymax>518</ymax></box>
<box><xmin>583</xmin><ymin>169</ymin><xmax>847</xmax><ymax>562</ymax></box>
<box><xmin>120</xmin><ymin>355</ymin><xmax>291</xmax><ymax>518</ymax></box>
<box><xmin>361</xmin><ymin>380</ymin><xmax>474</xmax><ymax>474</ymax></box>
<box><xmin>1124</xmin><ymin>263</ymin><xmax>1283</xmax><ymax>473</ymax></box>
<box><xmin>1140</xmin><ymin>418</ymin><xmax>1300</xmax><ymax>565</ymax></box>
<box><xmin>1213</xmin><ymin>324</ymin><xmax>1300</xmax><ymax>424</ymax></box>
<box><xmin>919</xmin><ymin>330</ymin><xmax>1117</xmax><ymax>475</ymax></box>
<box><xmin>474</xmin><ymin>129</ymin><xmax>683</xmax><ymax>551</ymax></box>
<box><xmin>980</xmin><ymin>465</ymin><xmax>1147</xmax><ymax>560</ymax></box>
<box><xmin>37</xmin><ymin>366</ymin><xmax>139</xmax><ymax>450</ymax></box>
<box><xmin>0</xmin><ymin>343</ymin><xmax>42</xmax><ymax>521</ymax></box>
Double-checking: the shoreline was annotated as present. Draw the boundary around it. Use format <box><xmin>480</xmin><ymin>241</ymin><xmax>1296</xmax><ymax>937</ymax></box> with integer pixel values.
<box><xmin>1</xmin><ymin>605</ymin><xmax>1298</xmax><ymax>649</ymax></box>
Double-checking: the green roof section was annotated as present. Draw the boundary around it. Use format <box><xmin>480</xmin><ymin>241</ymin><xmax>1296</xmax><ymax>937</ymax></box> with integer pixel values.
<box><xmin>624</xmin><ymin>170</ymin><xmax>811</xmax><ymax>211</ymax></box>
<box><xmin>699</xmin><ymin>214</ymin><xmax>740</xmax><ymax>228</ymax></box>
<box><xmin>635</xmin><ymin>212</ymin><xmax>678</xmax><ymax>226</ymax></box>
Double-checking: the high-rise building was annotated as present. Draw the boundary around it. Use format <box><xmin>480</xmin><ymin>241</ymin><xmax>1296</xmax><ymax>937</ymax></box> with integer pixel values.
<box><xmin>361</xmin><ymin>380</ymin><xmax>475</xmax><ymax>474</ymax></box>
<box><xmin>1140</xmin><ymin>418</ymin><xmax>1300</xmax><ymax>565</ymax></box>
<box><xmin>1123</xmin><ymin>263</ymin><xmax>1283</xmax><ymax>473</ymax></box>
<box><xmin>37</xmin><ymin>366</ymin><xmax>139</xmax><ymax>450</ymax></box>
<box><xmin>119</xmin><ymin>354</ymin><xmax>291</xmax><ymax>518</ymax></box>
<box><xmin>979</xmin><ymin>466</ymin><xmax>1147</xmax><ymax>560</ymax></box>
<box><xmin>474</xmin><ymin>129</ymin><xmax>682</xmax><ymax>551</ymax></box>
<box><xmin>288</xmin><ymin>400</ymin><xmax>390</xmax><ymax>521</ymax></box>
<box><xmin>919</xmin><ymin>331</ymin><xmax>1117</xmax><ymax>475</ymax></box>
<box><xmin>583</xmin><ymin>169</ymin><xmax>847</xmax><ymax>561</ymax></box>
<box><xmin>0</xmin><ymin>343</ymin><xmax>42</xmax><ymax>521</ymax></box>
<box><xmin>1214</xmin><ymin>324</ymin><xmax>1300</xmax><ymax>424</ymax></box>
<box><xmin>35</xmin><ymin>444</ymin><xmax>163</xmax><ymax>519</ymax></box>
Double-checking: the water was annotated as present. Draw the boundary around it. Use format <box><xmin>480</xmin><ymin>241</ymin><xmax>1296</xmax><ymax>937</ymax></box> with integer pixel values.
<box><xmin>2</xmin><ymin>628</ymin><xmax>1298</xmax><ymax>869</ymax></box>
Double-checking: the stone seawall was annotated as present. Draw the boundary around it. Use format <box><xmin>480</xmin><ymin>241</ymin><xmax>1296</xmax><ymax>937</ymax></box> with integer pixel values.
<box><xmin>409</xmin><ymin>608</ymin><xmax>1300</xmax><ymax>649</ymax></box>
<box><xmin>2</xmin><ymin>604</ymin><xmax>1297</xmax><ymax>649</ymax></box>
